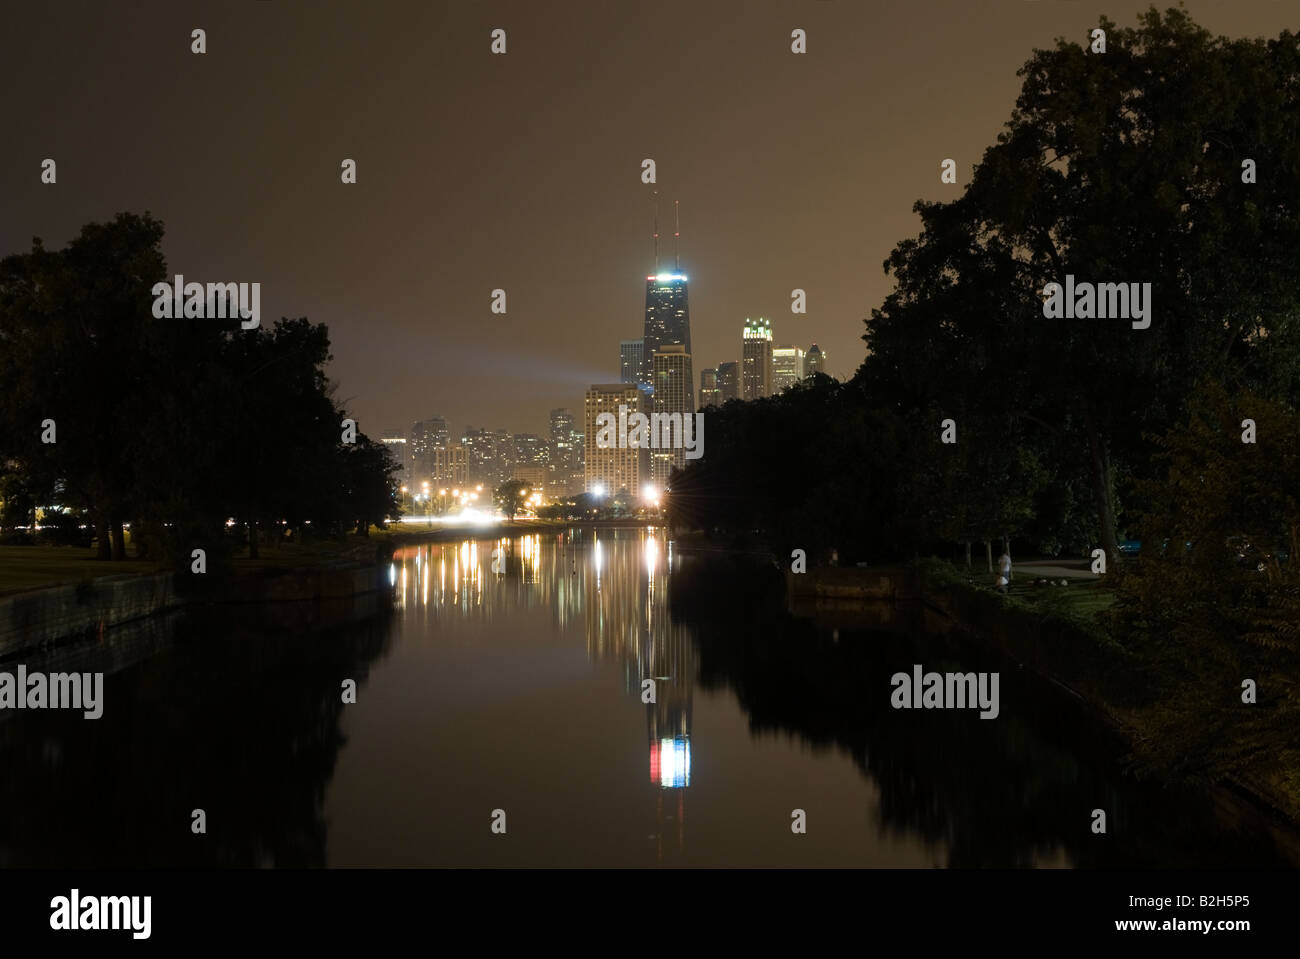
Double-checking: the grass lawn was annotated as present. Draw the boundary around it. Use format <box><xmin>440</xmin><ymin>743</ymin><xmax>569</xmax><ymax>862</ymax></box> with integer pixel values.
<box><xmin>0</xmin><ymin>533</ymin><xmax>388</xmax><ymax>596</ymax></box>
<box><xmin>1012</xmin><ymin>576</ymin><xmax>1116</xmax><ymax>617</ymax></box>
<box><xmin>0</xmin><ymin>545</ymin><xmax>160</xmax><ymax>597</ymax></box>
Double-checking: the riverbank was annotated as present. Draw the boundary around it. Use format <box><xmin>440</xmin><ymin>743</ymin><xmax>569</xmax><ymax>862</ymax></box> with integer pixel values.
<box><xmin>0</xmin><ymin>572</ymin><xmax>180</xmax><ymax>660</ymax></box>
<box><xmin>787</xmin><ymin>559</ymin><xmax>1300</xmax><ymax>849</ymax></box>
<box><xmin>0</xmin><ymin>523</ymin><xmax>661</xmax><ymax>654</ymax></box>
<box><xmin>0</xmin><ymin>540</ymin><xmax>396</xmax><ymax>658</ymax></box>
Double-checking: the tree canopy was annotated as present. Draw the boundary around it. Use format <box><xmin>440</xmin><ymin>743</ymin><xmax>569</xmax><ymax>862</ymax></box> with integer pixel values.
<box><xmin>0</xmin><ymin>212</ymin><xmax>400</xmax><ymax>565</ymax></box>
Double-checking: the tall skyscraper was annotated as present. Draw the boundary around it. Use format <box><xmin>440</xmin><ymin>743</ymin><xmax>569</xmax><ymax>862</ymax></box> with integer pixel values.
<box><xmin>650</xmin><ymin>343</ymin><xmax>694</xmax><ymax>488</ymax></box>
<box><xmin>771</xmin><ymin>345</ymin><xmax>806</xmax><ymax>394</ymax></box>
<box><xmin>699</xmin><ymin>368</ymin><xmax>720</xmax><ymax>408</ymax></box>
<box><xmin>584</xmin><ymin>383</ymin><xmax>645</xmax><ymax>498</ymax></box>
<box><xmin>716</xmin><ymin>361</ymin><xmax>740</xmax><ymax>402</ymax></box>
<box><xmin>642</xmin><ymin>273</ymin><xmax>690</xmax><ymax>386</ymax></box>
<box><xmin>805</xmin><ymin>343</ymin><xmax>826</xmax><ymax>378</ymax></box>
<box><xmin>741</xmin><ymin>317</ymin><xmax>773</xmax><ymax>400</ymax></box>
<box><xmin>620</xmin><ymin>340</ymin><xmax>644</xmax><ymax>385</ymax></box>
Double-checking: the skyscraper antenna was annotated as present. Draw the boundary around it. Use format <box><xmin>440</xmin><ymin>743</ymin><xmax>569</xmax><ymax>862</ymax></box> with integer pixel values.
<box><xmin>652</xmin><ymin>191</ymin><xmax>660</xmax><ymax>274</ymax></box>
<box><xmin>674</xmin><ymin>199</ymin><xmax>680</xmax><ymax>271</ymax></box>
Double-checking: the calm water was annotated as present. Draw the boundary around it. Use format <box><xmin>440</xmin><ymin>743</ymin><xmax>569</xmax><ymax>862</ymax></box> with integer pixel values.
<box><xmin>0</xmin><ymin>527</ymin><xmax>1292</xmax><ymax>867</ymax></box>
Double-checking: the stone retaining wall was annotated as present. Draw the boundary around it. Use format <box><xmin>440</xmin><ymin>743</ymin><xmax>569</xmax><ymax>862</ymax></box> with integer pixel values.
<box><xmin>0</xmin><ymin>573</ymin><xmax>178</xmax><ymax>659</ymax></box>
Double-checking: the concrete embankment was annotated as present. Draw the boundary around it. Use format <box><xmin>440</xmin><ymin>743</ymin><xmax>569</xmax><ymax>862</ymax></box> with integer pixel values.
<box><xmin>0</xmin><ymin>562</ymin><xmax>395</xmax><ymax>659</ymax></box>
<box><xmin>786</xmin><ymin>566</ymin><xmax>921</xmax><ymax>602</ymax></box>
<box><xmin>0</xmin><ymin>572</ymin><xmax>179</xmax><ymax>660</ymax></box>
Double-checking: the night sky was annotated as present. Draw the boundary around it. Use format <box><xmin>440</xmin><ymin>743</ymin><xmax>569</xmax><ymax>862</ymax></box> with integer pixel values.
<box><xmin>3</xmin><ymin>1</ymin><xmax>1294</xmax><ymax>436</ymax></box>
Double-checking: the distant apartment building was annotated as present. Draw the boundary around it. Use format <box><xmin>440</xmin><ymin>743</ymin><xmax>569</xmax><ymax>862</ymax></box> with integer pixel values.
<box><xmin>584</xmin><ymin>383</ymin><xmax>645</xmax><ymax>498</ymax></box>
<box><xmin>512</xmin><ymin>433</ymin><xmax>551</xmax><ymax>489</ymax></box>
<box><xmin>771</xmin><ymin>345</ymin><xmax>806</xmax><ymax>394</ymax></box>
<box><xmin>549</xmin><ymin>407</ymin><xmax>584</xmax><ymax>497</ymax></box>
<box><xmin>461</xmin><ymin>427</ymin><xmax>514</xmax><ymax>490</ymax></box>
<box><xmin>408</xmin><ymin>416</ymin><xmax>449</xmax><ymax>484</ymax></box>
<box><xmin>620</xmin><ymin>339</ymin><xmax>644</xmax><ymax>385</ymax></box>
<box><xmin>699</xmin><ymin>367</ymin><xmax>720</xmax><ymax>408</ymax></box>
<box><xmin>716</xmin><ymin>361</ymin><xmax>740</xmax><ymax>402</ymax></box>
<box><xmin>741</xmin><ymin>317</ymin><xmax>773</xmax><ymax>400</ymax></box>
<box><xmin>434</xmin><ymin>444</ymin><xmax>468</xmax><ymax>488</ymax></box>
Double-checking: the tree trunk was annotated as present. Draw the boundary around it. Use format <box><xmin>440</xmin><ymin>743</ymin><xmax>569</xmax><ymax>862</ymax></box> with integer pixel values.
<box><xmin>247</xmin><ymin>520</ymin><xmax>259</xmax><ymax>559</ymax></box>
<box><xmin>985</xmin><ymin>540</ymin><xmax>992</xmax><ymax>574</ymax></box>
<box><xmin>964</xmin><ymin>541</ymin><xmax>972</xmax><ymax>571</ymax></box>
<box><xmin>1084</xmin><ymin>413</ymin><xmax>1120</xmax><ymax>562</ymax></box>
<box><xmin>95</xmin><ymin>514</ymin><xmax>111</xmax><ymax>560</ymax></box>
<box><xmin>111</xmin><ymin>520</ymin><xmax>126</xmax><ymax>561</ymax></box>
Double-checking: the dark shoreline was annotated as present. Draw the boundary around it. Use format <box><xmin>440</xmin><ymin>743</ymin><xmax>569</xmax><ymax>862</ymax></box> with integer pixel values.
<box><xmin>785</xmin><ymin>562</ymin><xmax>1300</xmax><ymax>855</ymax></box>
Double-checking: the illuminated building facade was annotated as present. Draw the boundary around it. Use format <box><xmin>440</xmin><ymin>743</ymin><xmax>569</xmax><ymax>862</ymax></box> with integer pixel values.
<box><xmin>409</xmin><ymin>416</ymin><xmax>449</xmax><ymax>485</ymax></box>
<box><xmin>433</xmin><ymin>444</ymin><xmax>468</xmax><ymax>487</ymax></box>
<box><xmin>650</xmin><ymin>344</ymin><xmax>694</xmax><ymax>488</ymax></box>
<box><xmin>771</xmin><ymin>345</ymin><xmax>805</xmax><ymax>394</ymax></box>
<box><xmin>584</xmin><ymin>383</ymin><xmax>645</xmax><ymax>497</ymax></box>
<box><xmin>620</xmin><ymin>339</ymin><xmax>644</xmax><ymax>385</ymax></box>
<box><xmin>642</xmin><ymin>273</ymin><xmax>690</xmax><ymax>386</ymax></box>
<box><xmin>549</xmin><ymin>408</ymin><xmax>584</xmax><ymax>496</ymax></box>
<box><xmin>741</xmin><ymin>317</ymin><xmax>773</xmax><ymax>400</ymax></box>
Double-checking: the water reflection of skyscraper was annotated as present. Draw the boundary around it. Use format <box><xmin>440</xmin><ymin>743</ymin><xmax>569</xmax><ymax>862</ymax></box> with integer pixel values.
<box><xmin>393</xmin><ymin>530</ymin><xmax>695</xmax><ymax>854</ymax></box>
<box><xmin>392</xmin><ymin>533</ymin><xmax>694</xmax><ymax>695</ymax></box>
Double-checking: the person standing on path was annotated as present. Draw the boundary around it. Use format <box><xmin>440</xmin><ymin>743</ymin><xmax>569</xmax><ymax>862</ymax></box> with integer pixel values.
<box><xmin>997</xmin><ymin>549</ymin><xmax>1012</xmax><ymax>593</ymax></box>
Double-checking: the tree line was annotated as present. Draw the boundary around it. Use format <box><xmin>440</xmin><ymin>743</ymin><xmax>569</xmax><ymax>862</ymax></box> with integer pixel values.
<box><xmin>666</xmin><ymin>8</ymin><xmax>1300</xmax><ymax>797</ymax></box>
<box><xmin>0</xmin><ymin>212</ymin><xmax>401</xmax><ymax>567</ymax></box>
<box><xmin>669</xmin><ymin>8</ymin><xmax>1300</xmax><ymax>571</ymax></box>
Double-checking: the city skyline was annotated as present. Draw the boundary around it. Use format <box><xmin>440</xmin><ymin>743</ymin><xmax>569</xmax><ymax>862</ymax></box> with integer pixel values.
<box><xmin>2</xmin><ymin>0</ymin><xmax>1299</xmax><ymax>920</ymax></box>
<box><xmin>8</xmin><ymin>2</ymin><xmax>1290</xmax><ymax>439</ymax></box>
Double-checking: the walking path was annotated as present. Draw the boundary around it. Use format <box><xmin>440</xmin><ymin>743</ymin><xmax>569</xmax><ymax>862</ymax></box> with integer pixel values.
<box><xmin>1013</xmin><ymin>558</ymin><xmax>1095</xmax><ymax>580</ymax></box>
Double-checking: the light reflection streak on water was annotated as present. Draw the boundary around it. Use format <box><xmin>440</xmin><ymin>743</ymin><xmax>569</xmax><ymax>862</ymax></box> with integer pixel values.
<box><xmin>390</xmin><ymin>530</ymin><xmax>694</xmax><ymax>789</ymax></box>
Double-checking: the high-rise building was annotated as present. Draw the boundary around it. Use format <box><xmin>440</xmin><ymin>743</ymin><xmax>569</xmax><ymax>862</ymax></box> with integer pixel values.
<box><xmin>772</xmin><ymin>345</ymin><xmax>806</xmax><ymax>394</ymax></box>
<box><xmin>805</xmin><ymin>343</ymin><xmax>826</xmax><ymax>378</ymax></box>
<box><xmin>434</xmin><ymin>444</ymin><xmax>468</xmax><ymax>487</ymax></box>
<box><xmin>716</xmin><ymin>361</ymin><xmax>739</xmax><ymax>402</ymax></box>
<box><xmin>642</xmin><ymin>273</ymin><xmax>690</xmax><ymax>386</ymax></box>
<box><xmin>461</xmin><ymin>428</ymin><xmax>515</xmax><ymax>490</ymax></box>
<box><xmin>741</xmin><ymin>317</ymin><xmax>773</xmax><ymax>400</ymax></box>
<box><xmin>549</xmin><ymin>408</ymin><xmax>584</xmax><ymax>496</ymax></box>
<box><xmin>409</xmin><ymin>417</ymin><xmax>449</xmax><ymax>485</ymax></box>
<box><xmin>641</xmin><ymin>199</ymin><xmax>692</xmax><ymax>388</ymax></box>
<box><xmin>512</xmin><ymin>433</ymin><xmax>550</xmax><ymax>489</ymax></box>
<box><xmin>584</xmin><ymin>384</ymin><xmax>645</xmax><ymax>499</ymax></box>
<box><xmin>620</xmin><ymin>340</ymin><xmax>644</xmax><ymax>385</ymax></box>
<box><xmin>650</xmin><ymin>343</ymin><xmax>694</xmax><ymax>488</ymax></box>
<box><xmin>379</xmin><ymin>430</ymin><xmax>409</xmax><ymax>490</ymax></box>
<box><xmin>699</xmin><ymin>368</ymin><xmax>720</xmax><ymax>408</ymax></box>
